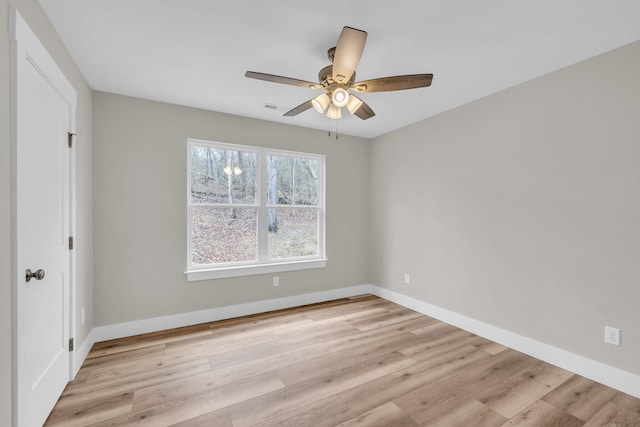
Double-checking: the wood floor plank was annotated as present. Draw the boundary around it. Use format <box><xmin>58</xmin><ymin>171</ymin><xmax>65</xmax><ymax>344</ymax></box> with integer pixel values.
<box><xmin>44</xmin><ymin>295</ymin><xmax>640</xmax><ymax>427</ymax></box>
<box><xmin>418</xmin><ymin>399</ymin><xmax>507</xmax><ymax>427</ymax></box>
<box><xmin>207</xmin><ymin>338</ymin><xmax>300</xmax><ymax>372</ymax></box>
<box><xmin>478</xmin><ymin>341</ymin><xmax>509</xmax><ymax>355</ymax></box>
<box><xmin>164</xmin><ymin>327</ymin><xmax>281</xmax><ymax>359</ymax></box>
<box><xmin>55</xmin><ymin>359</ymin><xmax>212</xmax><ymax>406</ymax></box>
<box><xmin>274</xmin><ymin>319</ymin><xmax>362</xmax><ymax>348</ymax></box>
<box><xmin>583</xmin><ymin>401</ymin><xmax>640</xmax><ymax>427</ymax></box>
<box><xmin>80</xmin><ymin>344</ymin><xmax>167</xmax><ymax>370</ymax></box>
<box><xmin>410</xmin><ymin>319</ymin><xmax>460</xmax><ymax>337</ymax></box>
<box><xmin>85</xmin><ymin>351</ymin><xmax>211</xmax><ymax>385</ymax></box>
<box><xmin>612</xmin><ymin>392</ymin><xmax>640</xmax><ymax>415</ymax></box>
<box><xmin>336</xmin><ymin>401</ymin><xmax>418</xmax><ymax>427</ymax></box>
<box><xmin>132</xmin><ymin>370</ymin><xmax>285</xmax><ymax>413</ymax></box>
<box><xmin>89</xmin><ymin>325</ymin><xmax>212</xmax><ymax>358</ymax></box>
<box><xmin>476</xmin><ymin>361</ymin><xmax>574</xmax><ymax>418</ymax></box>
<box><xmin>501</xmin><ymin>400</ymin><xmax>584</xmax><ymax>426</ymax></box>
<box><xmin>351</xmin><ymin>309</ymin><xmax>424</xmax><ymax>332</ymax></box>
<box><xmin>44</xmin><ymin>390</ymin><xmax>134</xmax><ymax>427</ymax></box>
<box><xmin>542</xmin><ymin>375</ymin><xmax>619</xmax><ymax>421</ymax></box>
<box><xmin>251</xmin><ymin>396</ymin><xmax>357</xmax><ymax>427</ymax></box>
<box><xmin>168</xmin><ymin>407</ymin><xmax>232</xmax><ymax>427</ymax></box>
<box><xmin>303</xmin><ymin>296</ymin><xmax>388</xmax><ymax>321</ymax></box>
<box><xmin>400</xmin><ymin>331</ymin><xmax>485</xmax><ymax>362</ymax></box>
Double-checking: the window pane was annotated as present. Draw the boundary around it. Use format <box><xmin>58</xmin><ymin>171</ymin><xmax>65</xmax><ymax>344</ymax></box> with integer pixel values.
<box><xmin>267</xmin><ymin>155</ymin><xmax>318</xmax><ymax>206</ymax></box>
<box><xmin>268</xmin><ymin>208</ymin><xmax>318</xmax><ymax>259</ymax></box>
<box><xmin>191</xmin><ymin>207</ymin><xmax>257</xmax><ymax>264</ymax></box>
<box><xmin>191</xmin><ymin>146</ymin><xmax>257</xmax><ymax>204</ymax></box>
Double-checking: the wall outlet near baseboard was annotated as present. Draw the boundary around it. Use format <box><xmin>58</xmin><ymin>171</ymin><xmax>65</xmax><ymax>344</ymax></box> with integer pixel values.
<box><xmin>81</xmin><ymin>308</ymin><xmax>86</xmax><ymax>325</ymax></box>
<box><xmin>404</xmin><ymin>274</ymin><xmax>411</xmax><ymax>285</ymax></box>
<box><xmin>604</xmin><ymin>326</ymin><xmax>621</xmax><ymax>346</ymax></box>
<box><xmin>273</xmin><ymin>276</ymin><xmax>279</xmax><ymax>287</ymax></box>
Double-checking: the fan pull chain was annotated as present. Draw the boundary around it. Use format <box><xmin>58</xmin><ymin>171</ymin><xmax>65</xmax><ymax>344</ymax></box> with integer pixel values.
<box><xmin>327</xmin><ymin>118</ymin><xmax>339</xmax><ymax>140</ymax></box>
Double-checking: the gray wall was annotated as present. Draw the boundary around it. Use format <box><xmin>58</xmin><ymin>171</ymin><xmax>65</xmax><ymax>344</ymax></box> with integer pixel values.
<box><xmin>0</xmin><ymin>0</ymin><xmax>94</xmax><ymax>425</ymax></box>
<box><xmin>92</xmin><ymin>92</ymin><xmax>371</xmax><ymax>325</ymax></box>
<box><xmin>371</xmin><ymin>41</ymin><xmax>640</xmax><ymax>375</ymax></box>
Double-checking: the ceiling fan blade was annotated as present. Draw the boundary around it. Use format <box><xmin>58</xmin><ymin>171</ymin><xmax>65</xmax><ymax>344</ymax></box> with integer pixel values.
<box><xmin>245</xmin><ymin>71</ymin><xmax>324</xmax><ymax>90</ymax></box>
<box><xmin>283</xmin><ymin>99</ymin><xmax>314</xmax><ymax>117</ymax></box>
<box><xmin>352</xmin><ymin>74</ymin><xmax>433</xmax><ymax>93</ymax></box>
<box><xmin>354</xmin><ymin>100</ymin><xmax>375</xmax><ymax>120</ymax></box>
<box><xmin>332</xmin><ymin>27</ymin><xmax>367</xmax><ymax>85</ymax></box>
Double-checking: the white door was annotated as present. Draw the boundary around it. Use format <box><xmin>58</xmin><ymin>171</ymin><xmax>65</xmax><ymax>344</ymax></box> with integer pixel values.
<box><xmin>11</xmin><ymin>10</ymin><xmax>77</xmax><ymax>427</ymax></box>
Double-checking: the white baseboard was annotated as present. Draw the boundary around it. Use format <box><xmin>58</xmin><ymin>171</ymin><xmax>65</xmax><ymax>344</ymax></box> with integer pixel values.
<box><xmin>91</xmin><ymin>284</ymin><xmax>373</xmax><ymax>343</ymax></box>
<box><xmin>370</xmin><ymin>285</ymin><xmax>640</xmax><ymax>399</ymax></box>
<box><xmin>71</xmin><ymin>283</ymin><xmax>640</xmax><ymax>399</ymax></box>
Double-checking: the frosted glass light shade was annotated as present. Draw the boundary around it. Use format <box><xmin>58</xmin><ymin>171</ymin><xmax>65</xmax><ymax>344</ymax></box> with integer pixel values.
<box><xmin>346</xmin><ymin>95</ymin><xmax>364</xmax><ymax>114</ymax></box>
<box><xmin>327</xmin><ymin>104</ymin><xmax>342</xmax><ymax>119</ymax></box>
<box><xmin>312</xmin><ymin>93</ymin><xmax>330</xmax><ymax>113</ymax></box>
<box><xmin>331</xmin><ymin>88</ymin><xmax>349</xmax><ymax>107</ymax></box>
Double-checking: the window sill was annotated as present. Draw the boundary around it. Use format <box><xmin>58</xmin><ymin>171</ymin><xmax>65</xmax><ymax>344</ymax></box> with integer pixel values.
<box><xmin>185</xmin><ymin>259</ymin><xmax>328</xmax><ymax>282</ymax></box>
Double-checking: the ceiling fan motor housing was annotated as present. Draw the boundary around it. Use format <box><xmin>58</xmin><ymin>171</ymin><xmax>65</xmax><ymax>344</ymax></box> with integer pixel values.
<box><xmin>318</xmin><ymin>65</ymin><xmax>355</xmax><ymax>89</ymax></box>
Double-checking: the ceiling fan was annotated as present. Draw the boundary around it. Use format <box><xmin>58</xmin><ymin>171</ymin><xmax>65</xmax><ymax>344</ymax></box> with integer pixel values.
<box><xmin>245</xmin><ymin>26</ymin><xmax>433</xmax><ymax>120</ymax></box>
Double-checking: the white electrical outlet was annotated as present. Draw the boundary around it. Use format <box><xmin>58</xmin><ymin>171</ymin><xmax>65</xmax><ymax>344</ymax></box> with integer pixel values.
<box><xmin>404</xmin><ymin>274</ymin><xmax>411</xmax><ymax>285</ymax></box>
<box><xmin>604</xmin><ymin>326</ymin><xmax>621</xmax><ymax>346</ymax></box>
<box><xmin>273</xmin><ymin>276</ymin><xmax>279</xmax><ymax>287</ymax></box>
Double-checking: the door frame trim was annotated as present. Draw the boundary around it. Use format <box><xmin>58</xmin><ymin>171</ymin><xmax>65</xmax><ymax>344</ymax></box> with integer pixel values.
<box><xmin>10</xmin><ymin>8</ymin><xmax>77</xmax><ymax>426</ymax></box>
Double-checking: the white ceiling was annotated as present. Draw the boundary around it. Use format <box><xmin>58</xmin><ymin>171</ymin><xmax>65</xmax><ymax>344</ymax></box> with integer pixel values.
<box><xmin>38</xmin><ymin>1</ymin><xmax>640</xmax><ymax>139</ymax></box>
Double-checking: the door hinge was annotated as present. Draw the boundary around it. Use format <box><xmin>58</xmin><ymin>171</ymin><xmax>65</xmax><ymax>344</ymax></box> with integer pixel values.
<box><xmin>68</xmin><ymin>132</ymin><xmax>76</xmax><ymax>148</ymax></box>
<box><xmin>69</xmin><ymin>236</ymin><xmax>74</xmax><ymax>250</ymax></box>
<box><xmin>69</xmin><ymin>338</ymin><xmax>74</xmax><ymax>352</ymax></box>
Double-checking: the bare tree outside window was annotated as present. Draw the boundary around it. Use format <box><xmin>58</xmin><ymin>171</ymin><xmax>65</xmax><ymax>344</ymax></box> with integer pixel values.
<box><xmin>188</xmin><ymin>140</ymin><xmax>324</xmax><ymax>269</ymax></box>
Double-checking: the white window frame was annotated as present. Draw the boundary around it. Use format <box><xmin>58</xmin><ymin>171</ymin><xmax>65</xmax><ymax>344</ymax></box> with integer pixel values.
<box><xmin>185</xmin><ymin>138</ymin><xmax>326</xmax><ymax>281</ymax></box>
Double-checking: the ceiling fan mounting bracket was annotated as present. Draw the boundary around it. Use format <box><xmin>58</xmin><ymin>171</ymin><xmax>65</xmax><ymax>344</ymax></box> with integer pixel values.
<box><xmin>327</xmin><ymin>47</ymin><xmax>336</xmax><ymax>63</ymax></box>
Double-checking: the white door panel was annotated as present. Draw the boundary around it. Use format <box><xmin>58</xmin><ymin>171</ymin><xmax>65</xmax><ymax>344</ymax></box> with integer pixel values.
<box><xmin>11</xmin><ymin>9</ymin><xmax>76</xmax><ymax>427</ymax></box>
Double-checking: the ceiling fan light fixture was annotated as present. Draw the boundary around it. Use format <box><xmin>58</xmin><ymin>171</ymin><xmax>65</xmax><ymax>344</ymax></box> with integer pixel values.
<box><xmin>312</xmin><ymin>93</ymin><xmax>330</xmax><ymax>113</ymax></box>
<box><xmin>331</xmin><ymin>88</ymin><xmax>350</xmax><ymax>107</ymax></box>
<box><xmin>345</xmin><ymin>94</ymin><xmax>364</xmax><ymax>114</ymax></box>
<box><xmin>223</xmin><ymin>165</ymin><xmax>243</xmax><ymax>175</ymax></box>
<box><xmin>327</xmin><ymin>104</ymin><xmax>342</xmax><ymax>119</ymax></box>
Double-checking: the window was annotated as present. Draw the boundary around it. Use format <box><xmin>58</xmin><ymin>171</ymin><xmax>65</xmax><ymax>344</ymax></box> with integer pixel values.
<box><xmin>186</xmin><ymin>139</ymin><xmax>326</xmax><ymax>280</ymax></box>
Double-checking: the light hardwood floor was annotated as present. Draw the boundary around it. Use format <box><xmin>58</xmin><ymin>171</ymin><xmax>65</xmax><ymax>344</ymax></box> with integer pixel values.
<box><xmin>45</xmin><ymin>295</ymin><xmax>640</xmax><ymax>426</ymax></box>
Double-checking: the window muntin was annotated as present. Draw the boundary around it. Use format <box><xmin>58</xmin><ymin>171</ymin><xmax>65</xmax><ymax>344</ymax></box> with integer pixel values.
<box><xmin>187</xmin><ymin>139</ymin><xmax>325</xmax><ymax>274</ymax></box>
